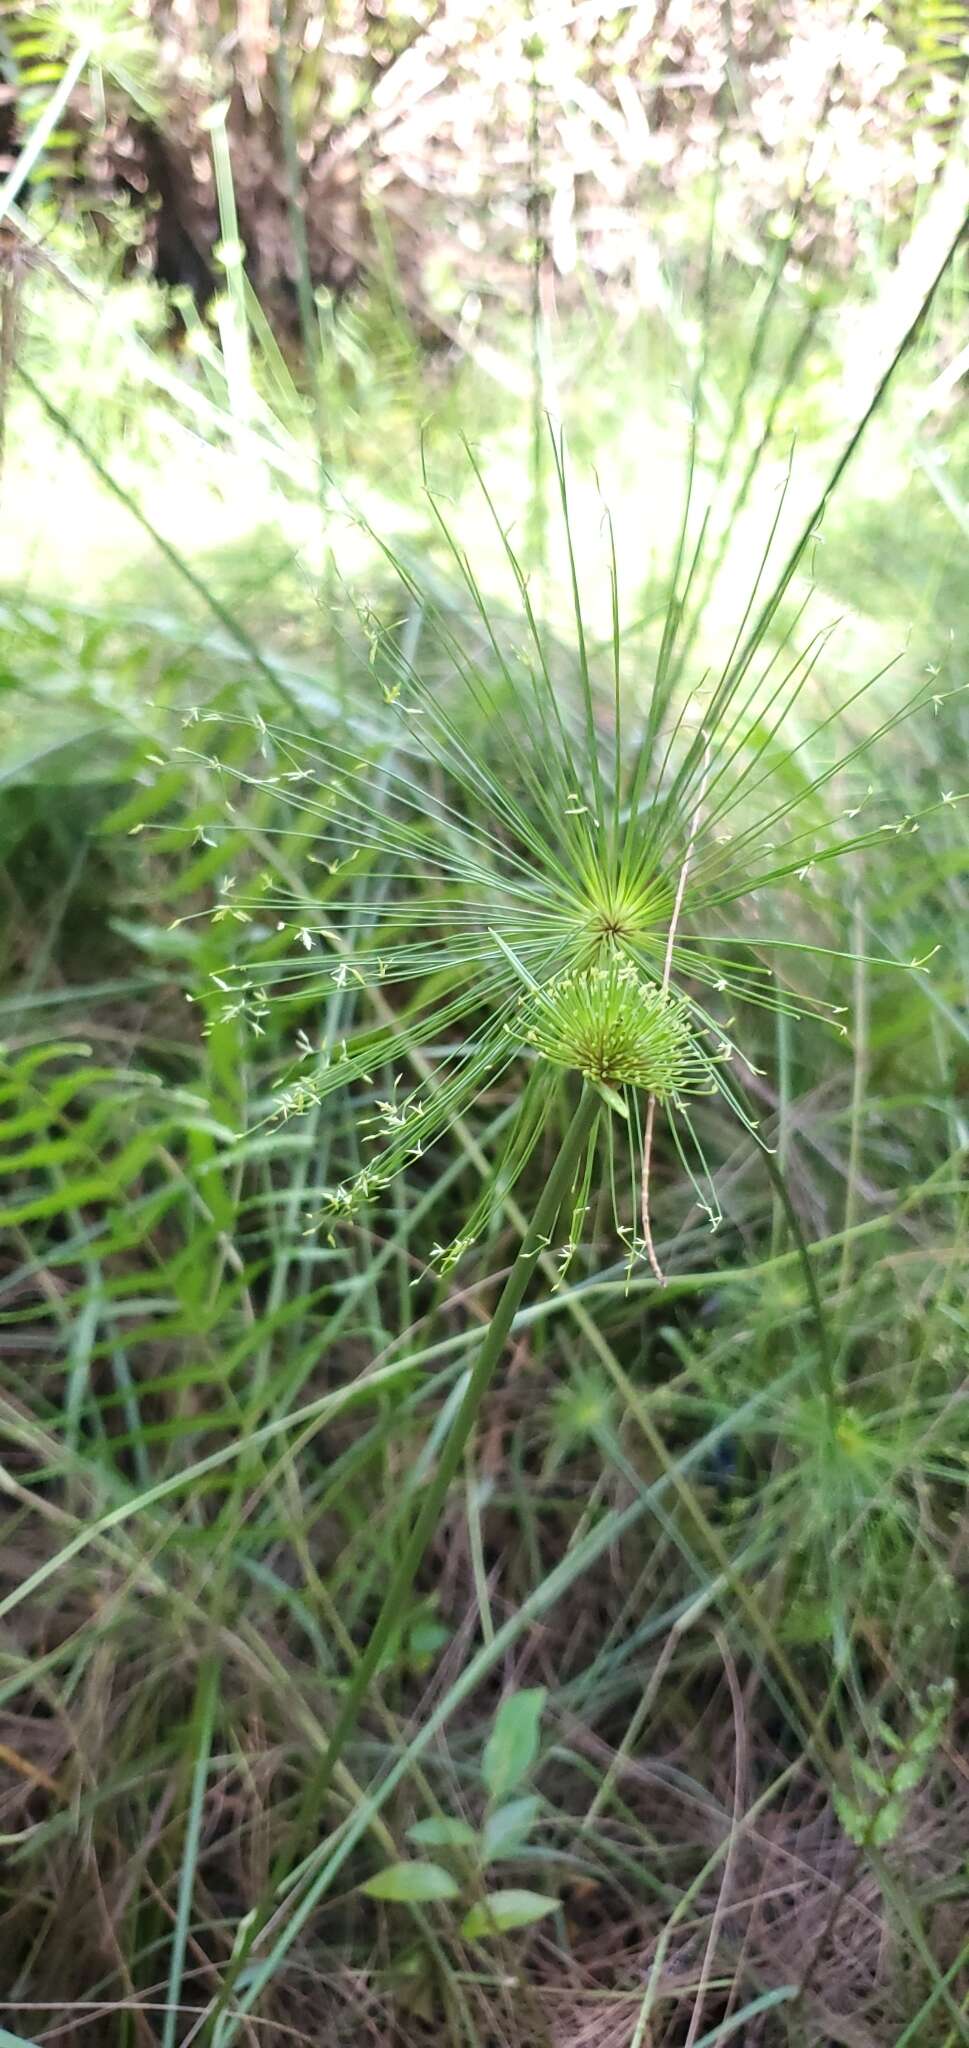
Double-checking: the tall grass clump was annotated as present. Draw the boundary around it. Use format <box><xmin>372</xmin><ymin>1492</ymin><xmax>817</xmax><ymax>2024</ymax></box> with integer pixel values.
<box><xmin>164</xmin><ymin>414</ymin><xmax>964</xmax><ymax>2020</ymax></box>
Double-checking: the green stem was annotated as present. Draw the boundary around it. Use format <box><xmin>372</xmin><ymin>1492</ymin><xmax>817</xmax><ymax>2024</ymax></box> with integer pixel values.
<box><xmin>162</xmin><ymin>1655</ymin><xmax>219</xmax><ymax>2048</ymax></box>
<box><xmin>761</xmin><ymin>1143</ymin><xmax>837</xmax><ymax>1427</ymax></box>
<box><xmin>269</xmin><ymin>0</ymin><xmax>329</xmax><ymax>484</ymax></box>
<box><xmin>282</xmin><ymin>1083</ymin><xmax>598</xmax><ymax>1856</ymax></box>
<box><xmin>270</xmin><ymin>0</ymin><xmax>317</xmax><ymax>370</ymax></box>
<box><xmin>838</xmin><ymin>892</ymin><xmax>868</xmax><ymax>1301</ymax></box>
<box><xmin>0</xmin><ymin>38</ymin><xmax>91</xmax><ymax>226</ymax></box>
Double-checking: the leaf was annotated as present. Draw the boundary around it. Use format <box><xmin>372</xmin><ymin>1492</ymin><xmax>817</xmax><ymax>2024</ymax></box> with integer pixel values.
<box><xmin>870</xmin><ymin>1799</ymin><xmax>904</xmax><ymax>1847</ymax></box>
<box><xmin>480</xmin><ymin>1795</ymin><xmax>541</xmax><ymax>1864</ymax></box>
<box><xmin>482</xmin><ymin>1688</ymin><xmax>546</xmax><ymax>1802</ymax></box>
<box><xmin>407</xmin><ymin>1816</ymin><xmax>477</xmax><ymax>1849</ymax></box>
<box><xmin>461</xmin><ymin>1889</ymin><xmax>558</xmax><ymax>1939</ymax></box>
<box><xmin>856</xmin><ymin>1758</ymin><xmax>887</xmax><ymax>1796</ymax></box>
<box><xmin>833</xmin><ymin>1788</ymin><xmax>868</xmax><ymax>1845</ymax></box>
<box><xmin>406</xmin><ymin>1616</ymin><xmax>450</xmax><ymax>1669</ymax></box>
<box><xmin>691</xmin><ymin>1986</ymin><xmax>797</xmax><ymax>2046</ymax></box>
<box><xmin>361</xmin><ymin>1861</ymin><xmax>460</xmax><ymax>1903</ymax></box>
<box><xmin>892</xmin><ymin>1756</ymin><xmax>928</xmax><ymax>1796</ymax></box>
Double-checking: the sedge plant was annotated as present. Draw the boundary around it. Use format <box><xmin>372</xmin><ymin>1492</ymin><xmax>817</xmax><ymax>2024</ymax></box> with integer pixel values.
<box><xmin>174</xmin><ymin>426</ymin><xmax>958</xmax><ymax>1939</ymax></box>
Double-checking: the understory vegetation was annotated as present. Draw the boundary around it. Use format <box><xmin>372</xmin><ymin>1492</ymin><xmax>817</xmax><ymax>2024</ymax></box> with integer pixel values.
<box><xmin>1</xmin><ymin>5</ymin><xmax>969</xmax><ymax>2045</ymax></box>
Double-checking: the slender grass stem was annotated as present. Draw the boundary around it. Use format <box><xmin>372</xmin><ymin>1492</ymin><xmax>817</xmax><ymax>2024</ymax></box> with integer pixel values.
<box><xmin>162</xmin><ymin>1655</ymin><xmax>219</xmax><ymax>2048</ymax></box>
<box><xmin>839</xmin><ymin>891</ymin><xmax>869</xmax><ymax>1304</ymax></box>
<box><xmin>277</xmin><ymin>1083</ymin><xmax>600</xmax><ymax>1865</ymax></box>
<box><xmin>641</xmin><ymin>750</ymin><xmax>710</xmax><ymax>1279</ymax></box>
<box><xmin>13</xmin><ymin>367</ymin><xmax>300</xmax><ymax>711</ymax></box>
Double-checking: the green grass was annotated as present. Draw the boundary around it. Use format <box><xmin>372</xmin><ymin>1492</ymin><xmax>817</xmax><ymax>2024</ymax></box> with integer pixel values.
<box><xmin>2</xmin><ymin>74</ymin><xmax>969</xmax><ymax>2048</ymax></box>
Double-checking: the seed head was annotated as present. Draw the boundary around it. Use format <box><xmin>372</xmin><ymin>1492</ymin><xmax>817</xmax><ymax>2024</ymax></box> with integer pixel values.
<box><xmin>184</xmin><ymin>433</ymin><xmax>921</xmax><ymax>1267</ymax></box>
<box><xmin>520</xmin><ymin>958</ymin><xmax>708</xmax><ymax>1098</ymax></box>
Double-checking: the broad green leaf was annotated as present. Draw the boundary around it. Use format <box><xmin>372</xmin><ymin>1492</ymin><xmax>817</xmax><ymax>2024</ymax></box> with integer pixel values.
<box><xmin>361</xmin><ymin>1861</ymin><xmax>459</xmax><ymax>1903</ymax></box>
<box><xmin>482</xmin><ymin>1687</ymin><xmax>546</xmax><ymax>1801</ymax></box>
<box><xmin>461</xmin><ymin>1889</ymin><xmax>557</xmax><ymax>1939</ymax></box>
<box><xmin>480</xmin><ymin>1795</ymin><xmax>540</xmax><ymax>1864</ymax></box>
<box><xmin>407</xmin><ymin>1816</ymin><xmax>477</xmax><ymax>1850</ymax></box>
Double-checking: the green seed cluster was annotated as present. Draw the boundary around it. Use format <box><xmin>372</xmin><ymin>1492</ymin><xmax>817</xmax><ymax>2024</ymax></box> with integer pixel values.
<box><xmin>521</xmin><ymin>958</ymin><xmax>706</xmax><ymax>1096</ymax></box>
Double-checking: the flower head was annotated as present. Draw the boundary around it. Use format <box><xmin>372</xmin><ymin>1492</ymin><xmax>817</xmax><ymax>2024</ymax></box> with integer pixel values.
<box><xmin>183</xmin><ymin>437</ymin><xmax>934</xmax><ymax>1271</ymax></box>
<box><xmin>519</xmin><ymin>959</ymin><xmax>707</xmax><ymax>1098</ymax></box>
